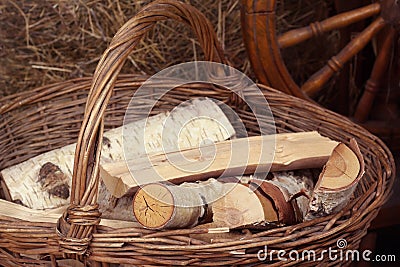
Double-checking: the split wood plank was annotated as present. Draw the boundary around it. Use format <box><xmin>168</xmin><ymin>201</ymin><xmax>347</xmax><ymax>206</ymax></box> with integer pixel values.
<box><xmin>0</xmin><ymin>199</ymin><xmax>139</xmax><ymax>229</ymax></box>
<box><xmin>102</xmin><ymin>131</ymin><xmax>339</xmax><ymax>197</ymax></box>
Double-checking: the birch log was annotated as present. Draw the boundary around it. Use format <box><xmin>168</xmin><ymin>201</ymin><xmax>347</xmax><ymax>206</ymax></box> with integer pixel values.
<box><xmin>0</xmin><ymin>199</ymin><xmax>139</xmax><ymax>228</ymax></box>
<box><xmin>305</xmin><ymin>139</ymin><xmax>365</xmax><ymax>220</ymax></box>
<box><xmin>102</xmin><ymin>131</ymin><xmax>339</xmax><ymax>197</ymax></box>
<box><xmin>210</xmin><ymin>182</ymin><xmax>268</xmax><ymax>228</ymax></box>
<box><xmin>250</xmin><ymin>170</ymin><xmax>315</xmax><ymax>225</ymax></box>
<box><xmin>133</xmin><ymin>179</ymin><xmax>224</xmax><ymax>229</ymax></box>
<box><xmin>132</xmin><ymin>179</ymin><xmax>273</xmax><ymax>229</ymax></box>
<box><xmin>0</xmin><ymin>98</ymin><xmax>235</xmax><ymax>210</ymax></box>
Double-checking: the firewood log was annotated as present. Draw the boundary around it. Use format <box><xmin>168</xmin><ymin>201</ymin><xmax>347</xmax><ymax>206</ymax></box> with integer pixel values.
<box><xmin>132</xmin><ymin>179</ymin><xmax>222</xmax><ymax>229</ymax></box>
<box><xmin>250</xmin><ymin>170</ymin><xmax>315</xmax><ymax>225</ymax></box>
<box><xmin>132</xmin><ymin>179</ymin><xmax>272</xmax><ymax>229</ymax></box>
<box><xmin>0</xmin><ymin>98</ymin><xmax>235</xmax><ymax>210</ymax></box>
<box><xmin>305</xmin><ymin>139</ymin><xmax>365</xmax><ymax>220</ymax></box>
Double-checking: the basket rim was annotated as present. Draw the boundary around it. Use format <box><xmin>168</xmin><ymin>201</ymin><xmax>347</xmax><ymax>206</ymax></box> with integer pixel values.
<box><xmin>0</xmin><ymin>75</ymin><xmax>396</xmax><ymax>265</ymax></box>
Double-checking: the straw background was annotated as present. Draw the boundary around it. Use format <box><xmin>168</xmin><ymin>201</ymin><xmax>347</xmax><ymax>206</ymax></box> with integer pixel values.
<box><xmin>1</xmin><ymin>0</ymin><xmax>337</xmax><ymax>97</ymax></box>
<box><xmin>0</xmin><ymin>0</ymin><xmax>251</xmax><ymax>97</ymax></box>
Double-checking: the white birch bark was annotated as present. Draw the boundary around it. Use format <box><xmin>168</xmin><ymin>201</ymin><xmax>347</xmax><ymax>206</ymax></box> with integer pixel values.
<box><xmin>1</xmin><ymin>98</ymin><xmax>235</xmax><ymax>210</ymax></box>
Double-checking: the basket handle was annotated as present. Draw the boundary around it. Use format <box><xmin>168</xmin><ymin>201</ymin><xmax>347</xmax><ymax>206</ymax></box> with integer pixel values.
<box><xmin>57</xmin><ymin>0</ymin><xmax>228</xmax><ymax>255</ymax></box>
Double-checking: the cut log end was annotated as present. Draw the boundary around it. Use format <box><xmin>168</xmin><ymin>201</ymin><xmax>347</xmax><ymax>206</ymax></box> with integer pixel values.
<box><xmin>133</xmin><ymin>183</ymin><xmax>175</xmax><ymax>229</ymax></box>
<box><xmin>211</xmin><ymin>183</ymin><xmax>266</xmax><ymax>228</ymax></box>
<box><xmin>250</xmin><ymin>179</ymin><xmax>296</xmax><ymax>225</ymax></box>
<box><xmin>250</xmin><ymin>170</ymin><xmax>314</xmax><ymax>225</ymax></box>
<box><xmin>253</xmin><ymin>190</ymin><xmax>279</xmax><ymax>222</ymax></box>
<box><xmin>318</xmin><ymin>142</ymin><xmax>361</xmax><ymax>190</ymax></box>
<box><xmin>305</xmin><ymin>139</ymin><xmax>365</xmax><ymax>220</ymax></box>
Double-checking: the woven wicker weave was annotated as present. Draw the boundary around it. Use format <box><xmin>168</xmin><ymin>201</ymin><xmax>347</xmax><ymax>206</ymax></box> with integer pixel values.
<box><xmin>0</xmin><ymin>0</ymin><xmax>395</xmax><ymax>266</ymax></box>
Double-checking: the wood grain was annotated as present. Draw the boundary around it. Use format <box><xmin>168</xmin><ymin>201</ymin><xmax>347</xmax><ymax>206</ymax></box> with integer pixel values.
<box><xmin>101</xmin><ymin>131</ymin><xmax>338</xmax><ymax>197</ymax></box>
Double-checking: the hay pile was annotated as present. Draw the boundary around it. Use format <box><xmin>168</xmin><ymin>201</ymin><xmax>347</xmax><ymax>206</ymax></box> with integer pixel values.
<box><xmin>0</xmin><ymin>0</ymin><xmax>344</xmax><ymax>105</ymax></box>
<box><xmin>0</xmin><ymin>0</ymin><xmax>249</xmax><ymax>97</ymax></box>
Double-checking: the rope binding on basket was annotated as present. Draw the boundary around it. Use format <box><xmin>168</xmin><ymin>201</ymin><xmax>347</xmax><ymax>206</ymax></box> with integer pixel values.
<box><xmin>56</xmin><ymin>204</ymin><xmax>101</xmax><ymax>255</ymax></box>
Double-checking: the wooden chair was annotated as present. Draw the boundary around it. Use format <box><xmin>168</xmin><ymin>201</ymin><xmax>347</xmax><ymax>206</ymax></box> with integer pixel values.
<box><xmin>241</xmin><ymin>0</ymin><xmax>400</xmax><ymax>149</ymax></box>
<box><xmin>242</xmin><ymin>2</ymin><xmax>400</xmax><ymax>264</ymax></box>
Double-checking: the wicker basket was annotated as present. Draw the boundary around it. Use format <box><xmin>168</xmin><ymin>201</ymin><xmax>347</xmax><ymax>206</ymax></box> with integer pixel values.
<box><xmin>0</xmin><ymin>0</ymin><xmax>395</xmax><ymax>266</ymax></box>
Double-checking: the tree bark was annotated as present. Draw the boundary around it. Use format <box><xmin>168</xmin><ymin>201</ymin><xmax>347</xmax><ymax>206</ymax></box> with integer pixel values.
<box><xmin>250</xmin><ymin>170</ymin><xmax>315</xmax><ymax>225</ymax></box>
<box><xmin>133</xmin><ymin>179</ymin><xmax>225</xmax><ymax>229</ymax></box>
<box><xmin>305</xmin><ymin>139</ymin><xmax>364</xmax><ymax>220</ymax></box>
<box><xmin>133</xmin><ymin>179</ymin><xmax>273</xmax><ymax>229</ymax></box>
<box><xmin>1</xmin><ymin>98</ymin><xmax>234</xmax><ymax>210</ymax></box>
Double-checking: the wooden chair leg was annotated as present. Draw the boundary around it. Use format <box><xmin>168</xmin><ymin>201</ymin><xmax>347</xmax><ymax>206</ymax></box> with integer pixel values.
<box><xmin>353</xmin><ymin>28</ymin><xmax>396</xmax><ymax>122</ymax></box>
